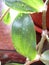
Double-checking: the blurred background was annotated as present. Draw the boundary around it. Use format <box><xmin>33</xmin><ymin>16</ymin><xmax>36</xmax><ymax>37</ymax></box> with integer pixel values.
<box><xmin>0</xmin><ymin>0</ymin><xmax>26</xmax><ymax>65</ymax></box>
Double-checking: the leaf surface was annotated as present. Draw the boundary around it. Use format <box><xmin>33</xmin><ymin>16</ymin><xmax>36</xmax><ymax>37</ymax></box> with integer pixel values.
<box><xmin>12</xmin><ymin>14</ymin><xmax>37</xmax><ymax>60</ymax></box>
<box><xmin>4</xmin><ymin>0</ymin><xmax>44</xmax><ymax>13</ymax></box>
<box><xmin>2</xmin><ymin>2</ymin><xmax>19</xmax><ymax>25</ymax></box>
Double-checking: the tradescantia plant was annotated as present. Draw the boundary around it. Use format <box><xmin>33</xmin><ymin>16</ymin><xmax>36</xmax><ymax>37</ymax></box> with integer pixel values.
<box><xmin>1</xmin><ymin>0</ymin><xmax>49</xmax><ymax>65</ymax></box>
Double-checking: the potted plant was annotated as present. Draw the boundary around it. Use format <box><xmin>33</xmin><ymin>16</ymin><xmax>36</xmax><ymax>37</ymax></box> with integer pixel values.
<box><xmin>0</xmin><ymin>0</ymin><xmax>49</xmax><ymax>65</ymax></box>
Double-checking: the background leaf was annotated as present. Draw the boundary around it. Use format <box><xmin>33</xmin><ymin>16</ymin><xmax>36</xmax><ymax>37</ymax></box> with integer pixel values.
<box><xmin>2</xmin><ymin>5</ymin><xmax>11</xmax><ymax>24</ymax></box>
<box><xmin>3</xmin><ymin>10</ymin><xmax>11</xmax><ymax>24</ymax></box>
<box><xmin>40</xmin><ymin>50</ymin><xmax>49</xmax><ymax>65</ymax></box>
<box><xmin>12</xmin><ymin>13</ymin><xmax>37</xmax><ymax>61</ymax></box>
<box><xmin>4</xmin><ymin>0</ymin><xmax>44</xmax><ymax>13</ymax></box>
<box><xmin>2</xmin><ymin>2</ymin><xmax>19</xmax><ymax>25</ymax></box>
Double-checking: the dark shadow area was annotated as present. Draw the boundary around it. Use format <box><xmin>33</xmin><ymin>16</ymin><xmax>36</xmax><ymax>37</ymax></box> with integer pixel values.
<box><xmin>30</xmin><ymin>60</ymin><xmax>45</xmax><ymax>65</ymax></box>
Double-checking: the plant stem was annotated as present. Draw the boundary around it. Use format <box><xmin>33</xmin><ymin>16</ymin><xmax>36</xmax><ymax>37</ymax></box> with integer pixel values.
<box><xmin>24</xmin><ymin>60</ymin><xmax>37</xmax><ymax>65</ymax></box>
<box><xmin>24</xmin><ymin>55</ymin><xmax>40</xmax><ymax>65</ymax></box>
<box><xmin>42</xmin><ymin>0</ymin><xmax>49</xmax><ymax>30</ymax></box>
<box><xmin>36</xmin><ymin>14</ymin><xmax>46</xmax><ymax>55</ymax></box>
<box><xmin>44</xmin><ymin>0</ymin><xmax>49</xmax><ymax>5</ymax></box>
<box><xmin>37</xmin><ymin>30</ymin><xmax>47</xmax><ymax>54</ymax></box>
<box><xmin>0</xmin><ymin>8</ymin><xmax>10</xmax><ymax>22</ymax></box>
<box><xmin>36</xmin><ymin>0</ymin><xmax>49</xmax><ymax>55</ymax></box>
<box><xmin>42</xmin><ymin>10</ymin><xmax>47</xmax><ymax>30</ymax></box>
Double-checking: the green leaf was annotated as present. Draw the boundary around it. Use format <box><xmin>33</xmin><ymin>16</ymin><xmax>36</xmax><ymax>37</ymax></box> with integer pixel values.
<box><xmin>3</xmin><ymin>11</ymin><xmax>10</xmax><ymax>24</ymax></box>
<box><xmin>4</xmin><ymin>0</ymin><xmax>44</xmax><ymax>13</ymax></box>
<box><xmin>2</xmin><ymin>2</ymin><xmax>11</xmax><ymax>24</ymax></box>
<box><xmin>2</xmin><ymin>4</ymin><xmax>10</xmax><ymax>24</ymax></box>
<box><xmin>40</xmin><ymin>50</ymin><xmax>49</xmax><ymax>65</ymax></box>
<box><xmin>5</xmin><ymin>63</ymin><xmax>24</xmax><ymax>65</ymax></box>
<box><xmin>2</xmin><ymin>2</ymin><xmax>19</xmax><ymax>25</ymax></box>
<box><xmin>12</xmin><ymin>13</ymin><xmax>37</xmax><ymax>61</ymax></box>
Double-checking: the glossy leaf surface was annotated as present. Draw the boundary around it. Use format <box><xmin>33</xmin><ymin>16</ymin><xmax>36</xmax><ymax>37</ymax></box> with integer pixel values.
<box><xmin>12</xmin><ymin>14</ymin><xmax>37</xmax><ymax>60</ymax></box>
<box><xmin>4</xmin><ymin>0</ymin><xmax>44</xmax><ymax>13</ymax></box>
<box><xmin>40</xmin><ymin>50</ymin><xmax>49</xmax><ymax>65</ymax></box>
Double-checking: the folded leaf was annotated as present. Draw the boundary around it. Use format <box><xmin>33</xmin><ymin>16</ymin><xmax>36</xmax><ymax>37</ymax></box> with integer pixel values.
<box><xmin>12</xmin><ymin>14</ymin><xmax>37</xmax><ymax>60</ymax></box>
<box><xmin>4</xmin><ymin>0</ymin><xmax>44</xmax><ymax>13</ymax></box>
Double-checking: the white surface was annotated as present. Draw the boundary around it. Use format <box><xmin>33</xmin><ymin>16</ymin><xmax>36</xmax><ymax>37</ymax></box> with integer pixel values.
<box><xmin>0</xmin><ymin>61</ymin><xmax>1</xmax><ymax>65</ymax></box>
